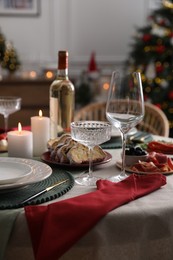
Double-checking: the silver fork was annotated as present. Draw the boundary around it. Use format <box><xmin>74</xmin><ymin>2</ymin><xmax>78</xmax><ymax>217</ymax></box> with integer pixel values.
<box><xmin>128</xmin><ymin>132</ymin><xmax>143</xmax><ymax>141</ymax></box>
<box><xmin>128</xmin><ymin>132</ymin><xmax>151</xmax><ymax>143</ymax></box>
<box><xmin>139</xmin><ymin>134</ymin><xmax>151</xmax><ymax>142</ymax></box>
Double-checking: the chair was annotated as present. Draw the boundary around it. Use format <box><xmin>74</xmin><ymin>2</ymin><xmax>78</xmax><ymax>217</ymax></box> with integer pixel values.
<box><xmin>74</xmin><ymin>101</ymin><xmax>170</xmax><ymax>137</ymax></box>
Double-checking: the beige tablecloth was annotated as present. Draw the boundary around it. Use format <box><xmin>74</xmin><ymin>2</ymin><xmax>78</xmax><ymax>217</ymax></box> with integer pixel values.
<box><xmin>2</xmin><ymin>139</ymin><xmax>173</xmax><ymax>260</ymax></box>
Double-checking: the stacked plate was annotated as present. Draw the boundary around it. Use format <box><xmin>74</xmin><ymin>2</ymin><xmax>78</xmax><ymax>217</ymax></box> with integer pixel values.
<box><xmin>0</xmin><ymin>158</ymin><xmax>52</xmax><ymax>191</ymax></box>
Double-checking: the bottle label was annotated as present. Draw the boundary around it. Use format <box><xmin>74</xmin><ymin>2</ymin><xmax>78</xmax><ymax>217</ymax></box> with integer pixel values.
<box><xmin>50</xmin><ymin>97</ymin><xmax>58</xmax><ymax>138</ymax></box>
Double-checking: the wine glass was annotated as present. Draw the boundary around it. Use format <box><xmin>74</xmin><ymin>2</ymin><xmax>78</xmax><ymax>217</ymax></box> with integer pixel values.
<box><xmin>71</xmin><ymin>121</ymin><xmax>112</xmax><ymax>186</ymax></box>
<box><xmin>0</xmin><ymin>96</ymin><xmax>22</xmax><ymax>134</ymax></box>
<box><xmin>106</xmin><ymin>71</ymin><xmax>144</xmax><ymax>182</ymax></box>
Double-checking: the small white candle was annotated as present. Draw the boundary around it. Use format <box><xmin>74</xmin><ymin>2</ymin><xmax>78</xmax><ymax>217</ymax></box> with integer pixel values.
<box><xmin>8</xmin><ymin>123</ymin><xmax>33</xmax><ymax>158</ymax></box>
<box><xmin>31</xmin><ymin>110</ymin><xmax>50</xmax><ymax>157</ymax></box>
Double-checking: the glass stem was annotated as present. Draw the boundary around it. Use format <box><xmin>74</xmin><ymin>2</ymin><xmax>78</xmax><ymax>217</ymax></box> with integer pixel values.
<box><xmin>4</xmin><ymin>115</ymin><xmax>9</xmax><ymax>133</ymax></box>
<box><xmin>121</xmin><ymin>131</ymin><xmax>127</xmax><ymax>175</ymax></box>
<box><xmin>88</xmin><ymin>146</ymin><xmax>93</xmax><ymax>177</ymax></box>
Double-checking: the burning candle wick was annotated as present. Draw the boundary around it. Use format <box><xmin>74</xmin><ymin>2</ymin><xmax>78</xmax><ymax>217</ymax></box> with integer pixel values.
<box><xmin>18</xmin><ymin>122</ymin><xmax>22</xmax><ymax>134</ymax></box>
<box><xmin>39</xmin><ymin>110</ymin><xmax>43</xmax><ymax>117</ymax></box>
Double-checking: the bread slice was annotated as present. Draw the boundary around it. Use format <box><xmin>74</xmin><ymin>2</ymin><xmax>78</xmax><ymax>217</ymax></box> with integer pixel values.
<box><xmin>50</xmin><ymin>145</ymin><xmax>61</xmax><ymax>162</ymax></box>
<box><xmin>67</xmin><ymin>144</ymin><xmax>106</xmax><ymax>164</ymax></box>
<box><xmin>67</xmin><ymin>143</ymin><xmax>88</xmax><ymax>164</ymax></box>
<box><xmin>92</xmin><ymin>146</ymin><xmax>107</xmax><ymax>162</ymax></box>
<box><xmin>49</xmin><ymin>134</ymin><xmax>107</xmax><ymax>165</ymax></box>
<box><xmin>47</xmin><ymin>134</ymin><xmax>71</xmax><ymax>150</ymax></box>
<box><xmin>57</xmin><ymin>139</ymin><xmax>77</xmax><ymax>163</ymax></box>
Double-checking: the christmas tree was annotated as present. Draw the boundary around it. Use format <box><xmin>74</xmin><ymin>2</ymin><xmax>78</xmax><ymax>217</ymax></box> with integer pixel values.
<box><xmin>0</xmin><ymin>29</ymin><xmax>20</xmax><ymax>74</ymax></box>
<box><xmin>126</xmin><ymin>0</ymin><xmax>173</xmax><ymax>137</ymax></box>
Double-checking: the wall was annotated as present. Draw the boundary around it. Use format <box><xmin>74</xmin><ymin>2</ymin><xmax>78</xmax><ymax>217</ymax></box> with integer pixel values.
<box><xmin>0</xmin><ymin>0</ymin><xmax>156</xmax><ymax>76</ymax></box>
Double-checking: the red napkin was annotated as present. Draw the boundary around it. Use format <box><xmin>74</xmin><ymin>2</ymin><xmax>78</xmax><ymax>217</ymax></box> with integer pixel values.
<box><xmin>25</xmin><ymin>173</ymin><xmax>166</xmax><ymax>260</ymax></box>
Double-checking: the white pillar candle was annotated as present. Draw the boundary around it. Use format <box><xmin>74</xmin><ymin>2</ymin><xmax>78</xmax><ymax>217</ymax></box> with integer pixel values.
<box><xmin>8</xmin><ymin>123</ymin><xmax>33</xmax><ymax>158</ymax></box>
<box><xmin>31</xmin><ymin>110</ymin><xmax>50</xmax><ymax>157</ymax></box>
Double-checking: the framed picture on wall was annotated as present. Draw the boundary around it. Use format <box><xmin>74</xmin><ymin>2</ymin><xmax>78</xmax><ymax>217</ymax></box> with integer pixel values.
<box><xmin>0</xmin><ymin>0</ymin><xmax>40</xmax><ymax>16</ymax></box>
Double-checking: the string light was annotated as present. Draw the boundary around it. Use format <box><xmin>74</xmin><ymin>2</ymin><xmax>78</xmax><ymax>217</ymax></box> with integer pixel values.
<box><xmin>144</xmin><ymin>46</ymin><xmax>151</xmax><ymax>52</ymax></box>
<box><xmin>145</xmin><ymin>86</ymin><xmax>151</xmax><ymax>93</ymax></box>
<box><xmin>155</xmin><ymin>77</ymin><xmax>161</xmax><ymax>84</ymax></box>
<box><xmin>45</xmin><ymin>71</ymin><xmax>54</xmax><ymax>79</ymax></box>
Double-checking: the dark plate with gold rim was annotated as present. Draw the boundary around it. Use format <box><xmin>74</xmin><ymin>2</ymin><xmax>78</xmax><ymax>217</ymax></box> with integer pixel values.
<box><xmin>41</xmin><ymin>151</ymin><xmax>112</xmax><ymax>168</ymax></box>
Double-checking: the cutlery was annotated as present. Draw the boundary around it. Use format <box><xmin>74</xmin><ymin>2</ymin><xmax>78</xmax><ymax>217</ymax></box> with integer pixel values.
<box><xmin>132</xmin><ymin>134</ymin><xmax>151</xmax><ymax>143</ymax></box>
<box><xmin>21</xmin><ymin>179</ymin><xmax>68</xmax><ymax>204</ymax></box>
<box><xmin>139</xmin><ymin>134</ymin><xmax>151</xmax><ymax>142</ymax></box>
<box><xmin>128</xmin><ymin>132</ymin><xmax>143</xmax><ymax>141</ymax></box>
<box><xmin>128</xmin><ymin>132</ymin><xmax>151</xmax><ymax>143</ymax></box>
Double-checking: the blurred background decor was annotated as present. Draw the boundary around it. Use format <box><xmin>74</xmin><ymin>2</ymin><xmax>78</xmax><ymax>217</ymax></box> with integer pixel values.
<box><xmin>1</xmin><ymin>0</ymin><xmax>173</xmax><ymax>137</ymax></box>
<box><xmin>0</xmin><ymin>29</ymin><xmax>20</xmax><ymax>77</ymax></box>
<box><xmin>75</xmin><ymin>52</ymin><xmax>100</xmax><ymax>108</ymax></box>
<box><xmin>0</xmin><ymin>0</ymin><xmax>40</xmax><ymax>16</ymax></box>
<box><xmin>126</xmin><ymin>0</ymin><xmax>173</xmax><ymax>136</ymax></box>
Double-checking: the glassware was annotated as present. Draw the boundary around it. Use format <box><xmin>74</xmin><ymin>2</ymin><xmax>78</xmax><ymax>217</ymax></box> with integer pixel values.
<box><xmin>49</xmin><ymin>50</ymin><xmax>75</xmax><ymax>138</ymax></box>
<box><xmin>0</xmin><ymin>96</ymin><xmax>22</xmax><ymax>133</ymax></box>
<box><xmin>106</xmin><ymin>71</ymin><xmax>144</xmax><ymax>182</ymax></box>
<box><xmin>71</xmin><ymin>120</ymin><xmax>112</xmax><ymax>186</ymax></box>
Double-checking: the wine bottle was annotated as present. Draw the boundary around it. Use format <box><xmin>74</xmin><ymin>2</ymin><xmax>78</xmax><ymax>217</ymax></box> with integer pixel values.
<box><xmin>49</xmin><ymin>50</ymin><xmax>75</xmax><ymax>138</ymax></box>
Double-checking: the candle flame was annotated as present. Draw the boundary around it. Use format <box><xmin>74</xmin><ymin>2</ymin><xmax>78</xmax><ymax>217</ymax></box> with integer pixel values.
<box><xmin>18</xmin><ymin>122</ymin><xmax>22</xmax><ymax>134</ymax></box>
<box><xmin>39</xmin><ymin>110</ymin><xmax>43</xmax><ymax>117</ymax></box>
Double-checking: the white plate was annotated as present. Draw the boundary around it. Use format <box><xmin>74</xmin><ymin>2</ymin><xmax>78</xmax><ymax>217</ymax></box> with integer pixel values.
<box><xmin>0</xmin><ymin>158</ymin><xmax>52</xmax><ymax>190</ymax></box>
<box><xmin>0</xmin><ymin>161</ymin><xmax>32</xmax><ymax>184</ymax></box>
<box><xmin>111</xmin><ymin>127</ymin><xmax>137</xmax><ymax>137</ymax></box>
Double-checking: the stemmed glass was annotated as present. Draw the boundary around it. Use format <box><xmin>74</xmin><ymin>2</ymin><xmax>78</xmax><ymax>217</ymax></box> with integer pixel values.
<box><xmin>71</xmin><ymin>121</ymin><xmax>112</xmax><ymax>186</ymax></box>
<box><xmin>0</xmin><ymin>96</ymin><xmax>22</xmax><ymax>134</ymax></box>
<box><xmin>106</xmin><ymin>71</ymin><xmax>144</xmax><ymax>182</ymax></box>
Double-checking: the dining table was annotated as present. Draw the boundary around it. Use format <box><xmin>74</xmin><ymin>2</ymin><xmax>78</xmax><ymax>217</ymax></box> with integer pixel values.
<box><xmin>1</xmin><ymin>133</ymin><xmax>173</xmax><ymax>260</ymax></box>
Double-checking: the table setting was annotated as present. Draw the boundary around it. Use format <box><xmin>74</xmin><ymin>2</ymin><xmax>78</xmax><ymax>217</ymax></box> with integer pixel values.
<box><xmin>1</xmin><ymin>70</ymin><xmax>173</xmax><ymax>260</ymax></box>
